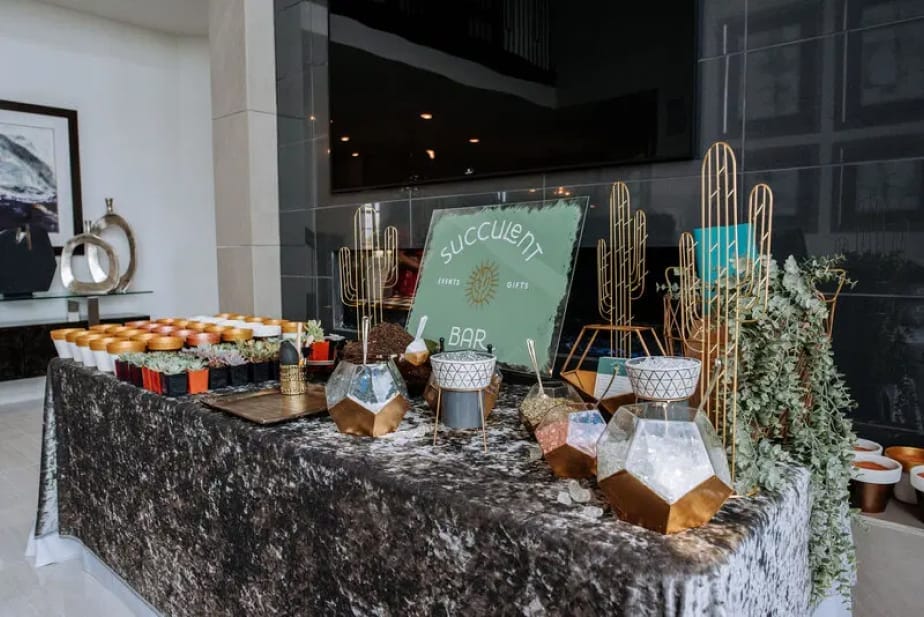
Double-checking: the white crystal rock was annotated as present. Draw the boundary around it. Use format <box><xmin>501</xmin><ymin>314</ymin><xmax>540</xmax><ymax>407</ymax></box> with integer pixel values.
<box><xmin>577</xmin><ymin>506</ymin><xmax>604</xmax><ymax>519</ymax></box>
<box><xmin>624</xmin><ymin>419</ymin><xmax>713</xmax><ymax>504</ymax></box>
<box><xmin>556</xmin><ymin>491</ymin><xmax>573</xmax><ymax>506</ymax></box>
<box><xmin>567</xmin><ymin>480</ymin><xmax>592</xmax><ymax>503</ymax></box>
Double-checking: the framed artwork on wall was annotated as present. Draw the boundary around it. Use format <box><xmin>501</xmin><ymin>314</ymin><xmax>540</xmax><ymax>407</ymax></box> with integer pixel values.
<box><xmin>0</xmin><ymin>99</ymin><xmax>83</xmax><ymax>254</ymax></box>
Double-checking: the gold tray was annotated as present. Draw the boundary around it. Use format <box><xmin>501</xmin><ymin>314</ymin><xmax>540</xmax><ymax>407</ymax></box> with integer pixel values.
<box><xmin>203</xmin><ymin>385</ymin><xmax>327</xmax><ymax>425</ymax></box>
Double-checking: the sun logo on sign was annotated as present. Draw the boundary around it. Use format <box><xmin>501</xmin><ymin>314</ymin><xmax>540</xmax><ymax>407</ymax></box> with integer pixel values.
<box><xmin>466</xmin><ymin>261</ymin><xmax>499</xmax><ymax>307</ymax></box>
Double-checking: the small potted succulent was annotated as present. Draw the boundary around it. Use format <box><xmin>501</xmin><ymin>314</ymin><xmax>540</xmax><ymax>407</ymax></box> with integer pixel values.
<box><xmin>194</xmin><ymin>344</ymin><xmax>247</xmax><ymax>389</ymax></box>
<box><xmin>239</xmin><ymin>339</ymin><xmax>281</xmax><ymax>383</ymax></box>
<box><xmin>226</xmin><ymin>348</ymin><xmax>249</xmax><ymax>386</ymax></box>
<box><xmin>185</xmin><ymin>354</ymin><xmax>209</xmax><ymax>394</ymax></box>
<box><xmin>116</xmin><ymin>352</ymin><xmax>146</xmax><ymax>386</ymax></box>
<box><xmin>305</xmin><ymin>320</ymin><xmax>327</xmax><ymax>361</ymax></box>
<box><xmin>159</xmin><ymin>354</ymin><xmax>192</xmax><ymax>397</ymax></box>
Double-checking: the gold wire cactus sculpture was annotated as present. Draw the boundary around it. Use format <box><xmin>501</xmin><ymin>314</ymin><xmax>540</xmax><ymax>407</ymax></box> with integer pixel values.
<box><xmin>676</xmin><ymin>142</ymin><xmax>774</xmax><ymax>477</ymax></box>
<box><xmin>338</xmin><ymin>205</ymin><xmax>399</xmax><ymax>332</ymax></box>
<box><xmin>597</xmin><ymin>181</ymin><xmax>648</xmax><ymax>356</ymax></box>
<box><xmin>560</xmin><ymin>182</ymin><xmax>664</xmax><ymax>412</ymax></box>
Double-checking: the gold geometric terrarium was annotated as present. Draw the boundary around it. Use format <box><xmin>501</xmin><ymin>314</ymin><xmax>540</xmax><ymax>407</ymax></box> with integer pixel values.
<box><xmin>596</xmin><ymin>402</ymin><xmax>732</xmax><ymax>534</ymax></box>
<box><xmin>534</xmin><ymin>402</ymin><xmax>607</xmax><ymax>479</ymax></box>
<box><xmin>326</xmin><ymin>317</ymin><xmax>410</xmax><ymax>437</ymax></box>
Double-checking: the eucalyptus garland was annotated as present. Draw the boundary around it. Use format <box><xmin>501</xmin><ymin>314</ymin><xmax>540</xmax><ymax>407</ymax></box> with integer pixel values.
<box><xmin>734</xmin><ymin>255</ymin><xmax>857</xmax><ymax>604</ymax></box>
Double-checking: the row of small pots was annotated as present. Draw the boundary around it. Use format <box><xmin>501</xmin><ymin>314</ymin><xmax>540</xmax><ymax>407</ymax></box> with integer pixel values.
<box><xmin>850</xmin><ymin>439</ymin><xmax>924</xmax><ymax>521</ymax></box>
<box><xmin>113</xmin><ymin>360</ymin><xmax>278</xmax><ymax>396</ymax></box>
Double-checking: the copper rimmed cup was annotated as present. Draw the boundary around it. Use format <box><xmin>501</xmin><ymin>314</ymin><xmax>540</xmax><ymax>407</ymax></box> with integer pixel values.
<box><xmin>850</xmin><ymin>454</ymin><xmax>902</xmax><ymax>513</ymax></box>
<box><xmin>50</xmin><ymin>328</ymin><xmax>82</xmax><ymax>358</ymax></box>
<box><xmin>910</xmin><ymin>464</ymin><xmax>924</xmax><ymax>523</ymax></box>
<box><xmin>221</xmin><ymin>328</ymin><xmax>253</xmax><ymax>343</ymax></box>
<box><xmin>884</xmin><ymin>446</ymin><xmax>924</xmax><ymax>503</ymax></box>
<box><xmin>147</xmin><ymin>336</ymin><xmax>184</xmax><ymax>352</ymax></box>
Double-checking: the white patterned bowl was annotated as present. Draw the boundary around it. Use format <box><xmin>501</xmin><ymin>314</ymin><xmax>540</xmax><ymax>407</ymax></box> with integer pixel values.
<box><xmin>429</xmin><ymin>350</ymin><xmax>496</xmax><ymax>390</ymax></box>
<box><xmin>625</xmin><ymin>356</ymin><xmax>701</xmax><ymax>401</ymax></box>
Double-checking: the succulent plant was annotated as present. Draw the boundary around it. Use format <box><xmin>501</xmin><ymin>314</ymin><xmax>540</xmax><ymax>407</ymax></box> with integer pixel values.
<box><xmin>305</xmin><ymin>320</ymin><xmax>324</xmax><ymax>345</ymax></box>
<box><xmin>118</xmin><ymin>352</ymin><xmax>146</xmax><ymax>366</ymax></box>
<box><xmin>191</xmin><ymin>343</ymin><xmax>247</xmax><ymax>367</ymax></box>
<box><xmin>238</xmin><ymin>339</ymin><xmax>281</xmax><ymax>363</ymax></box>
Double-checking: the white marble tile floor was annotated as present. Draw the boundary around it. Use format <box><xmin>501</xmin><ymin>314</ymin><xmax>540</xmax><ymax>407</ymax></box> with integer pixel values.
<box><xmin>0</xmin><ymin>399</ymin><xmax>132</xmax><ymax>617</ymax></box>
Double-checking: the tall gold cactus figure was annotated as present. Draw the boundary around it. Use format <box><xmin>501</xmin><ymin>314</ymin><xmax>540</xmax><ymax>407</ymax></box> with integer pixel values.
<box><xmin>339</xmin><ymin>205</ymin><xmax>399</xmax><ymax>333</ymax></box>
<box><xmin>561</xmin><ymin>182</ymin><xmax>665</xmax><ymax>413</ymax></box>
<box><xmin>677</xmin><ymin>142</ymin><xmax>773</xmax><ymax>478</ymax></box>
<box><xmin>597</xmin><ymin>181</ymin><xmax>649</xmax><ymax>356</ymax></box>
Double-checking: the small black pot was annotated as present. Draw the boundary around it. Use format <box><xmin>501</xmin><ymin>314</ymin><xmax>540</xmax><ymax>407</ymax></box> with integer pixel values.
<box><xmin>208</xmin><ymin>366</ymin><xmax>229</xmax><ymax>390</ymax></box>
<box><xmin>114</xmin><ymin>360</ymin><xmax>131</xmax><ymax>382</ymax></box>
<box><xmin>130</xmin><ymin>364</ymin><xmax>144</xmax><ymax>388</ymax></box>
<box><xmin>162</xmin><ymin>372</ymin><xmax>188</xmax><ymax>397</ymax></box>
<box><xmin>229</xmin><ymin>364</ymin><xmax>249</xmax><ymax>387</ymax></box>
<box><xmin>249</xmin><ymin>361</ymin><xmax>271</xmax><ymax>383</ymax></box>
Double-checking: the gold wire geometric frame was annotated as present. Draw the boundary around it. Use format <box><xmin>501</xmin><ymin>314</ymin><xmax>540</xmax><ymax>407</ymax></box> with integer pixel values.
<box><xmin>338</xmin><ymin>205</ymin><xmax>399</xmax><ymax>333</ymax></box>
<box><xmin>676</xmin><ymin>142</ymin><xmax>774</xmax><ymax>479</ymax></box>
<box><xmin>561</xmin><ymin>182</ymin><xmax>664</xmax><ymax>412</ymax></box>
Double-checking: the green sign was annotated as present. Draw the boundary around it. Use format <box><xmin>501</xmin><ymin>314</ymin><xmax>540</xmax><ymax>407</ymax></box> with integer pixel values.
<box><xmin>408</xmin><ymin>198</ymin><xmax>587</xmax><ymax>373</ymax></box>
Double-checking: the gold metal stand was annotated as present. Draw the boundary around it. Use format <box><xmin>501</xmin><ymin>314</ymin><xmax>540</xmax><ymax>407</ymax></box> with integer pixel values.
<box><xmin>338</xmin><ymin>205</ymin><xmax>399</xmax><ymax>328</ymax></box>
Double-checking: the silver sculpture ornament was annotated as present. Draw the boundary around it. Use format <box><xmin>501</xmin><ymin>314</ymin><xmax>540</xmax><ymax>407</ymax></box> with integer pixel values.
<box><xmin>60</xmin><ymin>222</ymin><xmax>120</xmax><ymax>294</ymax></box>
<box><xmin>87</xmin><ymin>197</ymin><xmax>136</xmax><ymax>292</ymax></box>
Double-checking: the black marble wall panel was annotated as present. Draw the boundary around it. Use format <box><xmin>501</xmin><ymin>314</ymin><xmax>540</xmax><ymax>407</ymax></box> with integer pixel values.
<box><xmin>275</xmin><ymin>0</ymin><xmax>924</xmax><ymax>447</ymax></box>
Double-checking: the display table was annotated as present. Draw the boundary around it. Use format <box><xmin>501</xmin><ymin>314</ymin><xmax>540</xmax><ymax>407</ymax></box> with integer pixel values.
<box><xmin>33</xmin><ymin>360</ymin><xmax>812</xmax><ymax>616</ymax></box>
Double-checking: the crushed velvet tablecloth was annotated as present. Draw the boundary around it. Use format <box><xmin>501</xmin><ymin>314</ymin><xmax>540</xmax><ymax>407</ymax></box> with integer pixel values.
<box><xmin>34</xmin><ymin>359</ymin><xmax>812</xmax><ymax>616</ymax></box>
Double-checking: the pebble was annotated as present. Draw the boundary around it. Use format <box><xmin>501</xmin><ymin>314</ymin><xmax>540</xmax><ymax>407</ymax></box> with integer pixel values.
<box><xmin>567</xmin><ymin>480</ymin><xmax>593</xmax><ymax>504</ymax></box>
<box><xmin>527</xmin><ymin>444</ymin><xmax>543</xmax><ymax>462</ymax></box>
<box><xmin>556</xmin><ymin>491</ymin><xmax>573</xmax><ymax>506</ymax></box>
<box><xmin>577</xmin><ymin>506</ymin><xmax>604</xmax><ymax>519</ymax></box>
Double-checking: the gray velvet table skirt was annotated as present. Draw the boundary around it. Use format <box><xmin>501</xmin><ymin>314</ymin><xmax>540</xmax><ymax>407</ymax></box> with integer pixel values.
<box><xmin>34</xmin><ymin>360</ymin><xmax>812</xmax><ymax>616</ymax></box>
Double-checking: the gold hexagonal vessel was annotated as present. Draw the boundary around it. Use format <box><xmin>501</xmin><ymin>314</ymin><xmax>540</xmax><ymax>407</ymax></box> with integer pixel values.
<box><xmin>326</xmin><ymin>359</ymin><xmax>411</xmax><ymax>437</ymax></box>
<box><xmin>596</xmin><ymin>402</ymin><xmax>732</xmax><ymax>534</ymax></box>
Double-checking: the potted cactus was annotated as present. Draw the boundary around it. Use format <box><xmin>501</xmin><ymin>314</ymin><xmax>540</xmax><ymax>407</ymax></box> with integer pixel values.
<box><xmin>116</xmin><ymin>352</ymin><xmax>146</xmax><ymax>386</ymax></box>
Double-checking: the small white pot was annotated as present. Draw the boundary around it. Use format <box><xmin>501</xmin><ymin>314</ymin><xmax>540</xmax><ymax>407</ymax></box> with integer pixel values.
<box><xmin>69</xmin><ymin>341</ymin><xmax>82</xmax><ymax>361</ymax></box>
<box><xmin>853</xmin><ymin>438</ymin><xmax>882</xmax><ymax>455</ymax></box>
<box><xmin>910</xmin><ymin>464</ymin><xmax>924</xmax><ymax>494</ymax></box>
<box><xmin>895</xmin><ymin>472</ymin><xmax>918</xmax><ymax>503</ymax></box>
<box><xmin>94</xmin><ymin>350</ymin><xmax>113</xmax><ymax>372</ymax></box>
<box><xmin>79</xmin><ymin>346</ymin><xmax>97</xmax><ymax>367</ymax></box>
<box><xmin>429</xmin><ymin>350</ymin><xmax>496</xmax><ymax>390</ymax></box>
<box><xmin>852</xmin><ymin>454</ymin><xmax>902</xmax><ymax>484</ymax></box>
<box><xmin>53</xmin><ymin>339</ymin><xmax>72</xmax><ymax>359</ymax></box>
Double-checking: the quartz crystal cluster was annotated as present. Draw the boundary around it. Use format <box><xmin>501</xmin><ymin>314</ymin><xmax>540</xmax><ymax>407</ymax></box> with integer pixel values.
<box><xmin>596</xmin><ymin>402</ymin><xmax>732</xmax><ymax>533</ymax></box>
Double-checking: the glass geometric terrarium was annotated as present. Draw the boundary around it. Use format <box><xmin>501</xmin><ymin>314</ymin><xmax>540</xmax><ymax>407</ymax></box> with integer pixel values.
<box><xmin>596</xmin><ymin>402</ymin><xmax>732</xmax><ymax>533</ymax></box>
<box><xmin>325</xmin><ymin>358</ymin><xmax>410</xmax><ymax>437</ymax></box>
<box><xmin>534</xmin><ymin>402</ymin><xmax>607</xmax><ymax>478</ymax></box>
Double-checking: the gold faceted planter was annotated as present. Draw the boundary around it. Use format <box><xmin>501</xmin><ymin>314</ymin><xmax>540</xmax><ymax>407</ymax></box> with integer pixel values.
<box><xmin>534</xmin><ymin>404</ymin><xmax>607</xmax><ymax>479</ymax></box>
<box><xmin>326</xmin><ymin>359</ymin><xmax>410</xmax><ymax>437</ymax></box>
<box><xmin>596</xmin><ymin>402</ymin><xmax>732</xmax><ymax>534</ymax></box>
<box><xmin>329</xmin><ymin>395</ymin><xmax>410</xmax><ymax>437</ymax></box>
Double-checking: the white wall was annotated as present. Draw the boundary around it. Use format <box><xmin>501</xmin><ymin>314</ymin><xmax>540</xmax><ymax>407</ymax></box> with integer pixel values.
<box><xmin>0</xmin><ymin>0</ymin><xmax>217</xmax><ymax>324</ymax></box>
